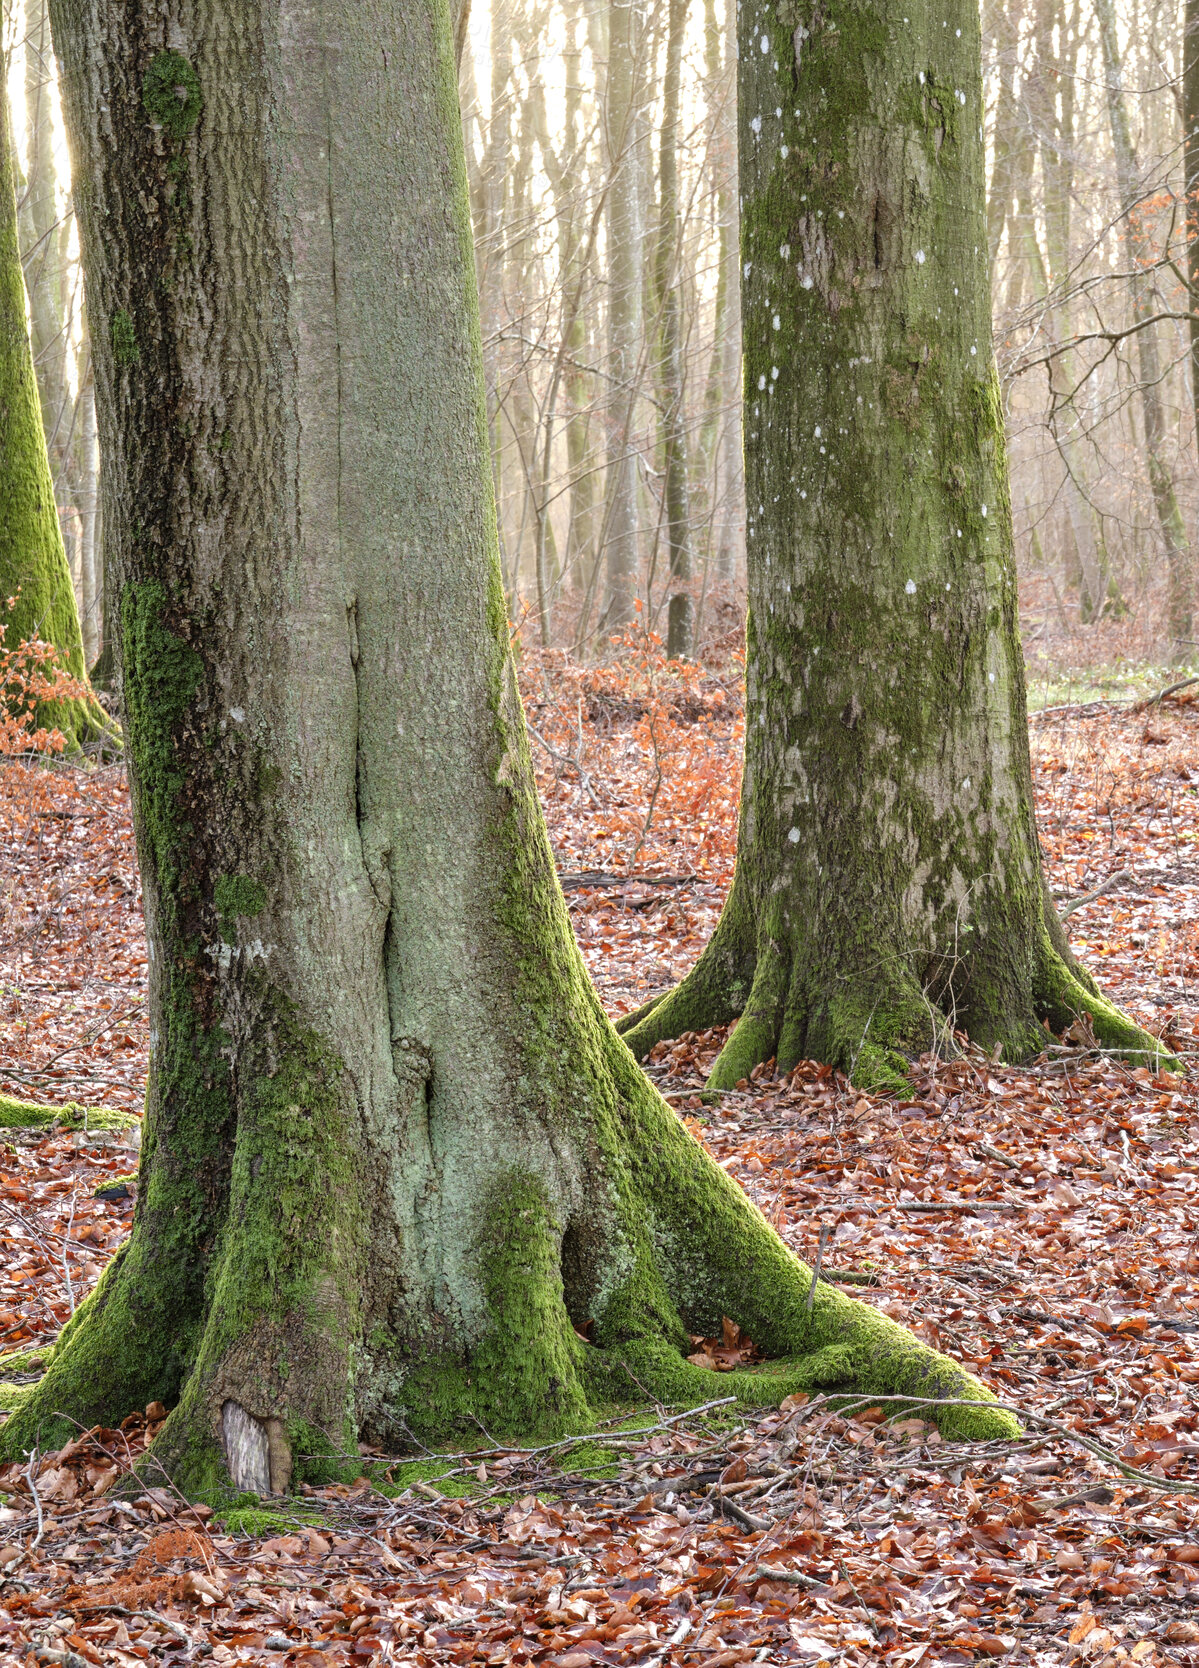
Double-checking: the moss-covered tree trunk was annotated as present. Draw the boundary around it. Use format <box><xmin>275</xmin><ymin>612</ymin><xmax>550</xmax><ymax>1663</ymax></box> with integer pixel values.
<box><xmin>620</xmin><ymin>0</ymin><xmax>1164</xmax><ymax>1091</ymax></box>
<box><xmin>0</xmin><ymin>59</ymin><xmax>102</xmax><ymax>749</ymax></box>
<box><xmin>3</xmin><ymin>0</ymin><xmax>1018</xmax><ymax>1493</ymax></box>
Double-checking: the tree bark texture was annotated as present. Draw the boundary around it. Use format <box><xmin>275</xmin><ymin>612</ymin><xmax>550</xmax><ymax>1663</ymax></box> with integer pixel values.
<box><xmin>1</xmin><ymin>0</ymin><xmax>1018</xmax><ymax>1487</ymax></box>
<box><xmin>604</xmin><ymin>0</ymin><xmax>643</xmax><ymax>631</ymax></box>
<box><xmin>620</xmin><ymin>0</ymin><xmax>1164</xmax><ymax>1091</ymax></box>
<box><xmin>19</xmin><ymin>0</ymin><xmax>73</xmax><ymax>487</ymax></box>
<box><xmin>657</xmin><ymin>0</ymin><xmax>695</xmax><ymax>660</ymax></box>
<box><xmin>0</xmin><ymin>59</ymin><xmax>99</xmax><ymax>747</ymax></box>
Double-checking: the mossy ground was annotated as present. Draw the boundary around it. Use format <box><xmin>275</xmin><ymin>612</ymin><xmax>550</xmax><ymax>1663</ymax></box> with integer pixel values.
<box><xmin>0</xmin><ymin>1094</ymin><xmax>138</xmax><ymax>1131</ymax></box>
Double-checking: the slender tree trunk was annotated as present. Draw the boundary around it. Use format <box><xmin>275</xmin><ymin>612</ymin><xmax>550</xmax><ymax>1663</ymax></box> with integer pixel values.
<box><xmin>0</xmin><ymin>60</ymin><xmax>100</xmax><ymax>747</ymax></box>
<box><xmin>657</xmin><ymin>0</ymin><xmax>694</xmax><ymax>659</ymax></box>
<box><xmin>18</xmin><ymin>0</ymin><xmax>73</xmax><ymax>491</ymax></box>
<box><xmin>1</xmin><ymin>0</ymin><xmax>1017</xmax><ymax>1485</ymax></box>
<box><xmin>605</xmin><ymin>0</ymin><xmax>643</xmax><ymax>631</ymax></box>
<box><xmin>985</xmin><ymin>0</ymin><xmax>1020</xmax><ymax>272</ymax></box>
<box><xmin>1095</xmin><ymin>0</ymin><xmax>1192</xmax><ymax>652</ymax></box>
<box><xmin>620</xmin><ymin>0</ymin><xmax>1162</xmax><ymax>1088</ymax></box>
<box><xmin>714</xmin><ymin>0</ymin><xmax>743</xmax><ymax>591</ymax></box>
<box><xmin>1019</xmin><ymin>0</ymin><xmax>1123</xmax><ymax>621</ymax></box>
<box><xmin>1184</xmin><ymin>0</ymin><xmax>1199</xmax><ymax>553</ymax></box>
<box><xmin>77</xmin><ymin>360</ymin><xmax>100</xmax><ymax>668</ymax></box>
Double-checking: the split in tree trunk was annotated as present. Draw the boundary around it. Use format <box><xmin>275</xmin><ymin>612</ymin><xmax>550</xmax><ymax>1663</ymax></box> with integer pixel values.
<box><xmin>619</xmin><ymin>0</ymin><xmax>1166</xmax><ymax>1092</ymax></box>
<box><xmin>1</xmin><ymin>0</ymin><xmax>1017</xmax><ymax>1491</ymax></box>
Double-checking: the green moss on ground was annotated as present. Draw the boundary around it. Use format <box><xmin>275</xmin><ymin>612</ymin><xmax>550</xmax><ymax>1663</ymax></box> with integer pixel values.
<box><xmin>217</xmin><ymin>1505</ymin><xmax>325</xmax><ymax>1537</ymax></box>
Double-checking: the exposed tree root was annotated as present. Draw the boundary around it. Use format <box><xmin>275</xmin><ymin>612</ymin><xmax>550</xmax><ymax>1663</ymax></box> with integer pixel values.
<box><xmin>0</xmin><ymin>1014</ymin><xmax>1019</xmax><ymax>1491</ymax></box>
<box><xmin>621</xmin><ymin>898</ymin><xmax>1171</xmax><ymax>1093</ymax></box>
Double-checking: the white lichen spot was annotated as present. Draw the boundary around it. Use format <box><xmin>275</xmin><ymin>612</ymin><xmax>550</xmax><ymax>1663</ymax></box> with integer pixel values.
<box><xmin>771</xmin><ymin>365</ymin><xmax>779</xmax><ymax>379</ymax></box>
<box><xmin>970</xmin><ymin>344</ymin><xmax>977</xmax><ymax>355</ymax></box>
<box><xmin>758</xmin><ymin>373</ymin><xmax>767</xmax><ymax>389</ymax></box>
<box><xmin>780</xmin><ymin>243</ymin><xmax>791</xmax><ymax>259</ymax></box>
<box><xmin>761</xmin><ymin>33</ymin><xmax>770</xmax><ymax>51</ymax></box>
<box><xmin>750</xmin><ymin>114</ymin><xmax>762</xmax><ymax>135</ymax></box>
<box><xmin>788</xmin><ymin>827</ymin><xmax>801</xmax><ymax>843</ymax></box>
<box><xmin>918</xmin><ymin>70</ymin><xmax>925</xmax><ymax>83</ymax></box>
<box><xmin>988</xmin><ymin>671</ymin><xmax>996</xmax><ymax>683</ymax></box>
<box><xmin>230</xmin><ymin>707</ymin><xmax>246</xmax><ymax>723</ymax></box>
<box><xmin>800</xmin><ymin>489</ymin><xmax>807</xmax><ymax>498</ymax></box>
<box><xmin>915</xmin><ymin>249</ymin><xmax>926</xmax><ymax>264</ymax></box>
<box><xmin>814</xmin><ymin>425</ymin><xmax>821</xmax><ymax>437</ymax></box>
<box><xmin>772</xmin><ymin>313</ymin><xmax>781</xmax><ymax>329</ymax></box>
<box><xmin>962</xmin><ymin>777</ymin><xmax>971</xmax><ymax>790</ymax></box>
<box><xmin>981</xmin><ymin>503</ymin><xmax>987</xmax><ymax>516</ymax></box>
<box><xmin>905</xmin><ymin>579</ymin><xmax>917</xmax><ymax>594</ymax></box>
<box><xmin>780</xmin><ymin>144</ymin><xmax>789</xmax><ymax>157</ymax></box>
<box><xmin>801</xmin><ymin>274</ymin><xmax>814</xmax><ymax>289</ymax></box>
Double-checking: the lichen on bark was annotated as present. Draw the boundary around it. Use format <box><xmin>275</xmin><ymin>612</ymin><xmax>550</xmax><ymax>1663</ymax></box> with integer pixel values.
<box><xmin>619</xmin><ymin>0</ymin><xmax>1166</xmax><ymax>1090</ymax></box>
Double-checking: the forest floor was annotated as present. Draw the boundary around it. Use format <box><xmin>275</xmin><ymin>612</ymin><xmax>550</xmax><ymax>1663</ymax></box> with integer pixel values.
<box><xmin>1</xmin><ymin>640</ymin><xmax>1198</xmax><ymax>1668</ymax></box>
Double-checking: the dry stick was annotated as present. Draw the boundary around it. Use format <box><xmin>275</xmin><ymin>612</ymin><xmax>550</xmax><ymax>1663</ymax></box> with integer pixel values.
<box><xmin>839</xmin><ymin>1557</ymin><xmax>883</xmax><ymax>1638</ymax></box>
<box><xmin>792</xmin><ymin>1392</ymin><xmax>1199</xmax><ymax>1497</ymax></box>
<box><xmin>806</xmin><ymin>1222</ymin><xmax>833</xmax><ymax>1314</ymax></box>
<box><xmin>1058</xmin><ymin>868</ymin><xmax>1135</xmax><ymax>919</ymax></box>
<box><xmin>3</xmin><ymin>1448</ymin><xmax>46</xmax><ymax>1580</ymax></box>
<box><xmin>526</xmin><ymin>725</ymin><xmax>602</xmax><ymax>807</ymax></box>
<box><xmin>1135</xmin><ymin>674</ymin><xmax>1199</xmax><ymax>709</ymax></box>
<box><xmin>974</xmin><ymin>1142</ymin><xmax>1020</xmax><ymax>1171</ymax></box>
<box><xmin>627</xmin><ymin>710</ymin><xmax>664</xmax><ymax>871</ymax></box>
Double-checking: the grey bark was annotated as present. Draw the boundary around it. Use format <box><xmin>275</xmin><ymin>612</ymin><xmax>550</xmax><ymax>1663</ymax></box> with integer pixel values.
<box><xmin>657</xmin><ymin>0</ymin><xmax>694</xmax><ymax>660</ymax></box>
<box><xmin>604</xmin><ymin>0</ymin><xmax>643</xmax><ymax>631</ymax></box>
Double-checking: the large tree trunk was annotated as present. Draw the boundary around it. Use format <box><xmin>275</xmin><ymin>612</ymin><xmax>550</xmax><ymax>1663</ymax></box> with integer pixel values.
<box><xmin>1</xmin><ymin>0</ymin><xmax>1017</xmax><ymax>1486</ymax></box>
<box><xmin>619</xmin><ymin>0</ymin><xmax>1163</xmax><ymax>1091</ymax></box>
<box><xmin>0</xmin><ymin>59</ymin><xmax>101</xmax><ymax>749</ymax></box>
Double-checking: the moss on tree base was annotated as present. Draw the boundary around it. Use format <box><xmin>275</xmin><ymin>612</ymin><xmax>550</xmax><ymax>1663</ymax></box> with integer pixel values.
<box><xmin>619</xmin><ymin>902</ymin><xmax>1171</xmax><ymax>1092</ymax></box>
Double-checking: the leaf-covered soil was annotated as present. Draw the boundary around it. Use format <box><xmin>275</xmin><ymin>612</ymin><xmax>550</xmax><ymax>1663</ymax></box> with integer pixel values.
<box><xmin>2</xmin><ymin>649</ymin><xmax>1198</xmax><ymax>1667</ymax></box>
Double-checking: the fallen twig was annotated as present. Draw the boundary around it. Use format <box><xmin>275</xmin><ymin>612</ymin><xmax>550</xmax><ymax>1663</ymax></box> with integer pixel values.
<box><xmin>1058</xmin><ymin>869</ymin><xmax>1134</xmax><ymax>918</ymax></box>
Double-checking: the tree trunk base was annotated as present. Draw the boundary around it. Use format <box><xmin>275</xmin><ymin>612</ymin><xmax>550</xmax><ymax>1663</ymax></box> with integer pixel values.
<box><xmin>0</xmin><ymin>1022</ymin><xmax>1021</xmax><ymax>1491</ymax></box>
<box><xmin>620</xmin><ymin>892</ymin><xmax>1171</xmax><ymax>1090</ymax></box>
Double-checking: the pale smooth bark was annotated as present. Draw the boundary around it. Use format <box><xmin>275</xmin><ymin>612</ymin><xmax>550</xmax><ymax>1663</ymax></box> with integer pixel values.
<box><xmin>604</xmin><ymin>0</ymin><xmax>643</xmax><ymax>630</ymax></box>
<box><xmin>656</xmin><ymin>0</ymin><xmax>694</xmax><ymax>659</ymax></box>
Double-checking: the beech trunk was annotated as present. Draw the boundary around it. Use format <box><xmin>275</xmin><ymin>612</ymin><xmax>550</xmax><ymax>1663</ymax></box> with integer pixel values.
<box><xmin>1</xmin><ymin>0</ymin><xmax>1018</xmax><ymax>1492</ymax></box>
<box><xmin>620</xmin><ymin>0</ymin><xmax>1164</xmax><ymax>1091</ymax></box>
